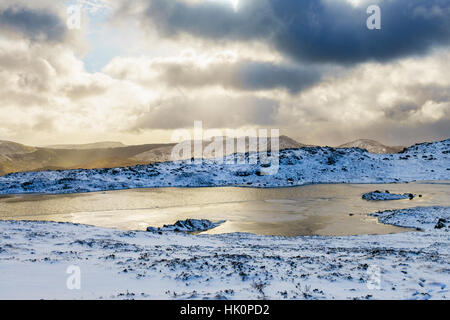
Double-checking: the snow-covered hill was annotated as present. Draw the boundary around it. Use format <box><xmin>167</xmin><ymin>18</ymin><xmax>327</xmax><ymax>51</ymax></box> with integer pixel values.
<box><xmin>131</xmin><ymin>135</ymin><xmax>305</xmax><ymax>163</ymax></box>
<box><xmin>338</xmin><ymin>139</ymin><xmax>404</xmax><ymax>154</ymax></box>
<box><xmin>0</xmin><ymin>139</ymin><xmax>448</xmax><ymax>195</ymax></box>
<box><xmin>0</xmin><ymin>136</ymin><xmax>306</xmax><ymax>176</ymax></box>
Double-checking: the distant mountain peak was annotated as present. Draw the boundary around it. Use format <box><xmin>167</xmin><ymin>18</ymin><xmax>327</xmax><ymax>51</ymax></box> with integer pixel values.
<box><xmin>338</xmin><ymin>139</ymin><xmax>405</xmax><ymax>154</ymax></box>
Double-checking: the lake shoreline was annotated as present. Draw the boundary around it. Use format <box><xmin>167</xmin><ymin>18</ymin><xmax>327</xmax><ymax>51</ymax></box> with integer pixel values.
<box><xmin>1</xmin><ymin>181</ymin><xmax>449</xmax><ymax>236</ymax></box>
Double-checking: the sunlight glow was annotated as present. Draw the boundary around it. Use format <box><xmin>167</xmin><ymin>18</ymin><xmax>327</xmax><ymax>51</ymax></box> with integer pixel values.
<box><xmin>231</xmin><ymin>0</ymin><xmax>239</xmax><ymax>11</ymax></box>
<box><xmin>187</xmin><ymin>0</ymin><xmax>240</xmax><ymax>11</ymax></box>
<box><xmin>210</xmin><ymin>0</ymin><xmax>239</xmax><ymax>11</ymax></box>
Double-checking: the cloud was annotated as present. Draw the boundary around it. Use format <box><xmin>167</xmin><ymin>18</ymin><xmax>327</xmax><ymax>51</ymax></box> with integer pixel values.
<box><xmin>0</xmin><ymin>5</ymin><xmax>67</xmax><ymax>42</ymax></box>
<box><xmin>105</xmin><ymin>53</ymin><xmax>324</xmax><ymax>94</ymax></box>
<box><xmin>277</xmin><ymin>50</ymin><xmax>450</xmax><ymax>145</ymax></box>
<box><xmin>133</xmin><ymin>94</ymin><xmax>279</xmax><ymax>130</ymax></box>
<box><xmin>229</xmin><ymin>61</ymin><xmax>322</xmax><ymax>93</ymax></box>
<box><xmin>0</xmin><ymin>0</ymin><xmax>448</xmax><ymax>147</ymax></box>
<box><xmin>383</xmin><ymin>102</ymin><xmax>421</xmax><ymax>121</ymax></box>
<box><xmin>121</xmin><ymin>0</ymin><xmax>450</xmax><ymax>64</ymax></box>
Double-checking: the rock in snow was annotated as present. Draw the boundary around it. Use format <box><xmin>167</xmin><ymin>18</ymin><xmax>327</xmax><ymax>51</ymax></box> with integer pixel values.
<box><xmin>146</xmin><ymin>219</ymin><xmax>225</xmax><ymax>233</ymax></box>
<box><xmin>435</xmin><ymin>218</ymin><xmax>447</xmax><ymax>229</ymax></box>
<box><xmin>362</xmin><ymin>190</ymin><xmax>415</xmax><ymax>201</ymax></box>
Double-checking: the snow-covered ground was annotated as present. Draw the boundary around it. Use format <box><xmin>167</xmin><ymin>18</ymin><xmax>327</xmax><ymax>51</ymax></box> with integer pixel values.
<box><xmin>0</xmin><ymin>139</ymin><xmax>448</xmax><ymax>195</ymax></box>
<box><xmin>0</xmin><ymin>206</ymin><xmax>448</xmax><ymax>300</ymax></box>
<box><xmin>370</xmin><ymin>207</ymin><xmax>448</xmax><ymax>231</ymax></box>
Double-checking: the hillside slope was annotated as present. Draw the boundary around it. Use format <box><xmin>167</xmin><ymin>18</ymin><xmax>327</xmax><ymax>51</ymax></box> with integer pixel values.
<box><xmin>0</xmin><ymin>143</ymin><xmax>175</xmax><ymax>176</ymax></box>
<box><xmin>339</xmin><ymin>139</ymin><xmax>404</xmax><ymax>154</ymax></box>
<box><xmin>0</xmin><ymin>141</ymin><xmax>36</xmax><ymax>156</ymax></box>
<box><xmin>132</xmin><ymin>135</ymin><xmax>305</xmax><ymax>163</ymax></box>
<box><xmin>0</xmin><ymin>139</ymin><xmax>448</xmax><ymax>194</ymax></box>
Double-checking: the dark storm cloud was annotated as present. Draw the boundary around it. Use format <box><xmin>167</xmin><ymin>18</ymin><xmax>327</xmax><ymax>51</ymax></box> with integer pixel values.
<box><xmin>0</xmin><ymin>6</ymin><xmax>66</xmax><ymax>42</ymax></box>
<box><xmin>139</xmin><ymin>0</ymin><xmax>275</xmax><ymax>40</ymax></box>
<box><xmin>157</xmin><ymin>60</ymin><xmax>322</xmax><ymax>93</ymax></box>
<box><xmin>270</xmin><ymin>0</ymin><xmax>450</xmax><ymax>63</ymax></box>
<box><xmin>134</xmin><ymin>0</ymin><xmax>450</xmax><ymax>64</ymax></box>
<box><xmin>236</xmin><ymin>62</ymin><xmax>321</xmax><ymax>93</ymax></box>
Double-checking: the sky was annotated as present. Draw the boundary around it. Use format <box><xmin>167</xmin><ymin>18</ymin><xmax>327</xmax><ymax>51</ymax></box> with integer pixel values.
<box><xmin>0</xmin><ymin>0</ymin><xmax>449</xmax><ymax>147</ymax></box>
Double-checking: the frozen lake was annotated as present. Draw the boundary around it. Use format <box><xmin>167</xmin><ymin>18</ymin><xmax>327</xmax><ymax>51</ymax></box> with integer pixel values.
<box><xmin>0</xmin><ymin>181</ymin><xmax>449</xmax><ymax>236</ymax></box>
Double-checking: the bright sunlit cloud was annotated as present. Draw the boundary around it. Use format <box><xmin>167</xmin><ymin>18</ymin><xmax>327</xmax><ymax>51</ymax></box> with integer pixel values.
<box><xmin>187</xmin><ymin>0</ymin><xmax>239</xmax><ymax>11</ymax></box>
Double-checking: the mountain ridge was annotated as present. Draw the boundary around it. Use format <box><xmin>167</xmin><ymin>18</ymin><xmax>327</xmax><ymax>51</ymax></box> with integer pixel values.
<box><xmin>45</xmin><ymin>141</ymin><xmax>126</xmax><ymax>150</ymax></box>
<box><xmin>1</xmin><ymin>138</ymin><xmax>448</xmax><ymax>194</ymax></box>
<box><xmin>0</xmin><ymin>136</ymin><xmax>447</xmax><ymax>176</ymax></box>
